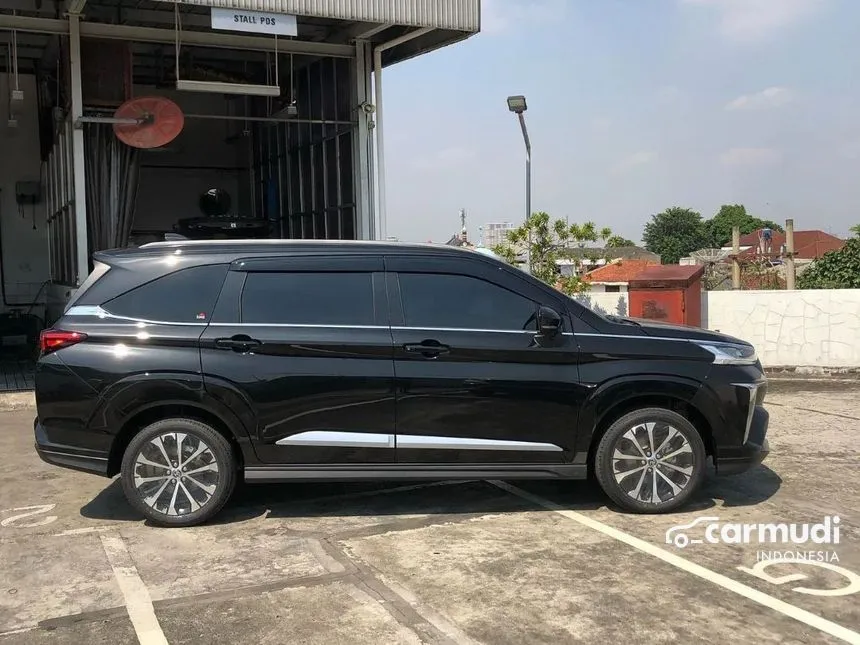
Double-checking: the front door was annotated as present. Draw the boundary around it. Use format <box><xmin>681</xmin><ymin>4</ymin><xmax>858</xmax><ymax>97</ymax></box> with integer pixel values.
<box><xmin>199</xmin><ymin>255</ymin><xmax>396</xmax><ymax>465</ymax></box>
<box><xmin>386</xmin><ymin>256</ymin><xmax>582</xmax><ymax>464</ymax></box>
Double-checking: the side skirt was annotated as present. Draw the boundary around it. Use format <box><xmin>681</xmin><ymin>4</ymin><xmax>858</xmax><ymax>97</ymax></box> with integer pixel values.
<box><xmin>244</xmin><ymin>464</ymin><xmax>587</xmax><ymax>483</ymax></box>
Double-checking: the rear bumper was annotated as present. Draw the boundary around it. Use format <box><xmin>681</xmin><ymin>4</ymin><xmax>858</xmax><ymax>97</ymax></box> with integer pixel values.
<box><xmin>715</xmin><ymin>406</ymin><xmax>770</xmax><ymax>475</ymax></box>
<box><xmin>34</xmin><ymin>417</ymin><xmax>110</xmax><ymax>477</ymax></box>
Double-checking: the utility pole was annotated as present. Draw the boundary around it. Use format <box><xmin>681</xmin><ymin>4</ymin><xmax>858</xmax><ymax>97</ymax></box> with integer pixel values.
<box><xmin>732</xmin><ymin>226</ymin><xmax>741</xmax><ymax>289</ymax></box>
<box><xmin>785</xmin><ymin>218</ymin><xmax>796</xmax><ymax>290</ymax></box>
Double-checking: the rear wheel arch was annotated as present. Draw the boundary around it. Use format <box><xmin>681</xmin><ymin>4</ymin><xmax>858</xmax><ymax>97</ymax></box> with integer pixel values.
<box><xmin>108</xmin><ymin>402</ymin><xmax>246</xmax><ymax>477</ymax></box>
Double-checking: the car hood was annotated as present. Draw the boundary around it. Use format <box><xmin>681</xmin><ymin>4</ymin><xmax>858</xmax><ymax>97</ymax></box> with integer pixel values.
<box><xmin>612</xmin><ymin>316</ymin><xmax>752</xmax><ymax>346</ymax></box>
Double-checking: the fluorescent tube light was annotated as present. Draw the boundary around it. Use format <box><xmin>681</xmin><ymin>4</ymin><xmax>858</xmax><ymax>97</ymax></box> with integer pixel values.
<box><xmin>176</xmin><ymin>79</ymin><xmax>281</xmax><ymax>97</ymax></box>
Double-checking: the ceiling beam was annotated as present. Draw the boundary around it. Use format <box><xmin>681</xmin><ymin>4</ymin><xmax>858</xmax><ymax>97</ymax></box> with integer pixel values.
<box><xmin>85</xmin><ymin>7</ymin><xmax>328</xmax><ymax>39</ymax></box>
<box><xmin>87</xmin><ymin>7</ymin><xmax>212</xmax><ymax>29</ymax></box>
<box><xmin>0</xmin><ymin>14</ymin><xmax>354</xmax><ymax>57</ymax></box>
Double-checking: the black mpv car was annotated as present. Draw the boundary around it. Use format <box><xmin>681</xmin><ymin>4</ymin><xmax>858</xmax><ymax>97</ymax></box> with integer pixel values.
<box><xmin>34</xmin><ymin>240</ymin><xmax>769</xmax><ymax>527</ymax></box>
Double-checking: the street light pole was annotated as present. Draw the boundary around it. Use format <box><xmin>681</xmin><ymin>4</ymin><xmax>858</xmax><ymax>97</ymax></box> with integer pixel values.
<box><xmin>507</xmin><ymin>95</ymin><xmax>532</xmax><ymax>271</ymax></box>
<box><xmin>517</xmin><ymin>111</ymin><xmax>531</xmax><ymax>225</ymax></box>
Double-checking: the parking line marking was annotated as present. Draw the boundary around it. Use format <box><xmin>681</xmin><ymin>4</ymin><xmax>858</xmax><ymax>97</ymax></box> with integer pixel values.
<box><xmin>54</xmin><ymin>526</ymin><xmax>115</xmax><ymax>537</ymax></box>
<box><xmin>491</xmin><ymin>481</ymin><xmax>860</xmax><ymax>645</ymax></box>
<box><xmin>0</xmin><ymin>626</ymin><xmax>36</xmax><ymax>637</ymax></box>
<box><xmin>99</xmin><ymin>533</ymin><xmax>169</xmax><ymax>645</ymax></box>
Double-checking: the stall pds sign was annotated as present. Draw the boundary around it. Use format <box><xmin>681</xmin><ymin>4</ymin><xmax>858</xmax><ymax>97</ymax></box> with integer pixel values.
<box><xmin>211</xmin><ymin>8</ymin><xmax>298</xmax><ymax>37</ymax></box>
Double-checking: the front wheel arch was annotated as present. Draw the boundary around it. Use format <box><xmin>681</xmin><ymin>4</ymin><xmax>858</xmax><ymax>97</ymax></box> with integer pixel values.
<box><xmin>586</xmin><ymin>393</ymin><xmax>715</xmax><ymax>478</ymax></box>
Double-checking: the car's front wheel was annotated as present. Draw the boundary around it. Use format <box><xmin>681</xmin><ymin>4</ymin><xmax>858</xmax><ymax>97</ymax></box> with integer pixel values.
<box><xmin>120</xmin><ymin>418</ymin><xmax>237</xmax><ymax>527</ymax></box>
<box><xmin>594</xmin><ymin>407</ymin><xmax>706</xmax><ymax>514</ymax></box>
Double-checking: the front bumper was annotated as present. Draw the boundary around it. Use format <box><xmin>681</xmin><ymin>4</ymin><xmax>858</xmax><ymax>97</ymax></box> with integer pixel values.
<box><xmin>34</xmin><ymin>417</ymin><xmax>110</xmax><ymax>476</ymax></box>
<box><xmin>715</xmin><ymin>405</ymin><xmax>770</xmax><ymax>475</ymax></box>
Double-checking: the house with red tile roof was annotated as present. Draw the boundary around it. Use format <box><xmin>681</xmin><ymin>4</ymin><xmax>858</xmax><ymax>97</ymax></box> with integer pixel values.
<box><xmin>721</xmin><ymin>228</ymin><xmax>844</xmax><ymax>260</ymax></box>
<box><xmin>582</xmin><ymin>259</ymin><xmax>660</xmax><ymax>293</ymax></box>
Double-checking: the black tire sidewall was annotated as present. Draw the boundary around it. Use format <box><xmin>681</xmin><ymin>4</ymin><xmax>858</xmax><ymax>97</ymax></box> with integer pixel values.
<box><xmin>120</xmin><ymin>418</ymin><xmax>237</xmax><ymax>527</ymax></box>
<box><xmin>594</xmin><ymin>407</ymin><xmax>706</xmax><ymax>514</ymax></box>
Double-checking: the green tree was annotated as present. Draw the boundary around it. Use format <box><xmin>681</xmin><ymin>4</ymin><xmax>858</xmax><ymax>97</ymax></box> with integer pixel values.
<box><xmin>605</xmin><ymin>235</ymin><xmax>636</xmax><ymax>247</ymax></box>
<box><xmin>642</xmin><ymin>207</ymin><xmax>712</xmax><ymax>264</ymax></box>
<box><xmin>796</xmin><ymin>237</ymin><xmax>860</xmax><ymax>289</ymax></box>
<box><xmin>492</xmin><ymin>212</ymin><xmax>612</xmax><ymax>295</ymax></box>
<box><xmin>850</xmin><ymin>224</ymin><xmax>860</xmax><ymax>237</ymax></box>
<box><xmin>703</xmin><ymin>204</ymin><xmax>783</xmax><ymax>247</ymax></box>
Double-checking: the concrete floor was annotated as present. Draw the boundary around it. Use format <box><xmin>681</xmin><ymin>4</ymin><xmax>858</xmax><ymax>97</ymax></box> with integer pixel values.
<box><xmin>1</xmin><ymin>380</ymin><xmax>858</xmax><ymax>644</ymax></box>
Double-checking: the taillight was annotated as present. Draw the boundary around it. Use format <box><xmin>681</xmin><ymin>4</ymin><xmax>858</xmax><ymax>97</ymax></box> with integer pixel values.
<box><xmin>39</xmin><ymin>329</ymin><xmax>87</xmax><ymax>355</ymax></box>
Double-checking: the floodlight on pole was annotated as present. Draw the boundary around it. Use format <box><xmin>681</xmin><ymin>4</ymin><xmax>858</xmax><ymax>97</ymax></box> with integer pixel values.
<box><xmin>506</xmin><ymin>95</ymin><xmax>527</xmax><ymax>114</ymax></box>
<box><xmin>506</xmin><ymin>94</ymin><xmax>532</xmax><ymax>272</ymax></box>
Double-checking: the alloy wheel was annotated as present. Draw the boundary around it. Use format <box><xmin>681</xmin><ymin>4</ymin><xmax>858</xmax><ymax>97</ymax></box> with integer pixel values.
<box><xmin>132</xmin><ymin>432</ymin><xmax>220</xmax><ymax>517</ymax></box>
<box><xmin>611</xmin><ymin>421</ymin><xmax>694</xmax><ymax>505</ymax></box>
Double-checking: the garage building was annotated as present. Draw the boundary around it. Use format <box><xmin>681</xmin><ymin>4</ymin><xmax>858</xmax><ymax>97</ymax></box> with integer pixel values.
<box><xmin>0</xmin><ymin>0</ymin><xmax>480</xmax><ymax>387</ymax></box>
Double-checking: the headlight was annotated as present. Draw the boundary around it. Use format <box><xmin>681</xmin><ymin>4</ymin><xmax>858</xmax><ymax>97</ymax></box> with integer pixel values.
<box><xmin>697</xmin><ymin>341</ymin><xmax>758</xmax><ymax>365</ymax></box>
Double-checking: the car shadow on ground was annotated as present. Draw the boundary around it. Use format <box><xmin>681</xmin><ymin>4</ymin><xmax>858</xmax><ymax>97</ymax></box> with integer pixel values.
<box><xmin>79</xmin><ymin>464</ymin><xmax>782</xmax><ymax>527</ymax></box>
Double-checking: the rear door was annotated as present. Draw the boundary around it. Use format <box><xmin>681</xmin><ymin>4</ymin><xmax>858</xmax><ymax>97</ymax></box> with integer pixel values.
<box><xmin>386</xmin><ymin>255</ymin><xmax>583</xmax><ymax>465</ymax></box>
<box><xmin>199</xmin><ymin>255</ymin><xmax>397</xmax><ymax>465</ymax></box>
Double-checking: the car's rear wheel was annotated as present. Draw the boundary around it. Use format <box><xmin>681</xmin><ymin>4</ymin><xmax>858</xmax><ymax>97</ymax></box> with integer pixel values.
<box><xmin>120</xmin><ymin>418</ymin><xmax>236</xmax><ymax>527</ymax></box>
<box><xmin>594</xmin><ymin>407</ymin><xmax>706</xmax><ymax>514</ymax></box>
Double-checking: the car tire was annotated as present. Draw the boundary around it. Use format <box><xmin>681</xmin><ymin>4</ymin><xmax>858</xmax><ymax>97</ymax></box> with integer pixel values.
<box><xmin>594</xmin><ymin>407</ymin><xmax>706</xmax><ymax>514</ymax></box>
<box><xmin>120</xmin><ymin>418</ymin><xmax>237</xmax><ymax>527</ymax></box>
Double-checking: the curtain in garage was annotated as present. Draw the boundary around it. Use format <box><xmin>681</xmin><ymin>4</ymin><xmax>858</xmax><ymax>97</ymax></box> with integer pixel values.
<box><xmin>84</xmin><ymin>123</ymin><xmax>140</xmax><ymax>252</ymax></box>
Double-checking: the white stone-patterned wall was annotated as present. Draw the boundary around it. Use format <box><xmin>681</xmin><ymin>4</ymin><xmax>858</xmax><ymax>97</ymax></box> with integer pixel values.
<box><xmin>704</xmin><ymin>290</ymin><xmax>860</xmax><ymax>368</ymax></box>
<box><xmin>574</xmin><ymin>289</ymin><xmax>860</xmax><ymax>368</ymax></box>
<box><xmin>573</xmin><ymin>292</ymin><xmax>629</xmax><ymax>318</ymax></box>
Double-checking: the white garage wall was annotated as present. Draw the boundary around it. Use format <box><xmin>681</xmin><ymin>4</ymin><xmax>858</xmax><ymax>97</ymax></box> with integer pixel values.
<box><xmin>131</xmin><ymin>88</ymin><xmax>249</xmax><ymax>242</ymax></box>
<box><xmin>575</xmin><ymin>289</ymin><xmax>860</xmax><ymax>369</ymax></box>
<box><xmin>0</xmin><ymin>73</ymin><xmax>50</xmax><ymax>317</ymax></box>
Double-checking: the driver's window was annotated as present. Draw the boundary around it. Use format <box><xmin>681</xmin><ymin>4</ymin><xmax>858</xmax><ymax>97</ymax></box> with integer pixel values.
<box><xmin>398</xmin><ymin>272</ymin><xmax>537</xmax><ymax>331</ymax></box>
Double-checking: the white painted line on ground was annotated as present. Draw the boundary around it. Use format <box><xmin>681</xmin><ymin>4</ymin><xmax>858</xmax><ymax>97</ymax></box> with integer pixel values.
<box><xmin>491</xmin><ymin>481</ymin><xmax>860</xmax><ymax>645</ymax></box>
<box><xmin>0</xmin><ymin>625</ymin><xmax>36</xmax><ymax>637</ymax></box>
<box><xmin>99</xmin><ymin>533</ymin><xmax>169</xmax><ymax>645</ymax></box>
<box><xmin>54</xmin><ymin>526</ymin><xmax>115</xmax><ymax>537</ymax></box>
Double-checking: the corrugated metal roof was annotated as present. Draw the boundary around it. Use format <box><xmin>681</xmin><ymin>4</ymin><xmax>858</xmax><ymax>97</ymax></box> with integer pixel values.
<box><xmin>156</xmin><ymin>0</ymin><xmax>481</xmax><ymax>31</ymax></box>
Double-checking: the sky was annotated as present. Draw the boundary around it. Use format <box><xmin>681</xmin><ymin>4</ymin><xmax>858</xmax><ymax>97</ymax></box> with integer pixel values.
<box><xmin>381</xmin><ymin>0</ymin><xmax>859</xmax><ymax>246</ymax></box>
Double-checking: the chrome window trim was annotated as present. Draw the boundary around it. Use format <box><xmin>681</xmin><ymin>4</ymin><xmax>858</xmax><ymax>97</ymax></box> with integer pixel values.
<box><xmin>391</xmin><ymin>326</ymin><xmax>536</xmax><ymax>335</ymax></box>
<box><xmin>64</xmin><ymin>305</ymin><xmax>206</xmax><ymax>326</ymax></box>
<box><xmin>209</xmin><ymin>322</ymin><xmax>388</xmax><ymax>330</ymax></box>
<box><xmin>62</xmin><ymin>309</ymin><xmax>713</xmax><ymax>346</ymax></box>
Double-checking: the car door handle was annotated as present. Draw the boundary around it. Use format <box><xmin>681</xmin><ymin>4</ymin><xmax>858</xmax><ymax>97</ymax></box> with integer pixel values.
<box><xmin>214</xmin><ymin>336</ymin><xmax>261</xmax><ymax>352</ymax></box>
<box><xmin>403</xmin><ymin>341</ymin><xmax>450</xmax><ymax>358</ymax></box>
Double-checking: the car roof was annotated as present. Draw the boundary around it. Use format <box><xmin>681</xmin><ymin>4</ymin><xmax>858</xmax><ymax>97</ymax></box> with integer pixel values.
<box><xmin>94</xmin><ymin>239</ymin><xmax>482</xmax><ymax>264</ymax></box>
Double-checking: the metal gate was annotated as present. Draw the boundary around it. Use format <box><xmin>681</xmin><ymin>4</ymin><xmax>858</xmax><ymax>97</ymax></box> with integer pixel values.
<box><xmin>250</xmin><ymin>56</ymin><xmax>357</xmax><ymax>240</ymax></box>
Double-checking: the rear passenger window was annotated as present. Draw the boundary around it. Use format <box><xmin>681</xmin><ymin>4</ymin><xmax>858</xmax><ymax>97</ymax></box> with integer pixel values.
<box><xmin>241</xmin><ymin>272</ymin><xmax>375</xmax><ymax>326</ymax></box>
<box><xmin>398</xmin><ymin>273</ymin><xmax>537</xmax><ymax>331</ymax></box>
<box><xmin>102</xmin><ymin>264</ymin><xmax>228</xmax><ymax>323</ymax></box>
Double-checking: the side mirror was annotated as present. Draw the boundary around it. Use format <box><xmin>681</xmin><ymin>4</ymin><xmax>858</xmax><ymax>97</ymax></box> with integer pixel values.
<box><xmin>537</xmin><ymin>305</ymin><xmax>562</xmax><ymax>337</ymax></box>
